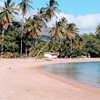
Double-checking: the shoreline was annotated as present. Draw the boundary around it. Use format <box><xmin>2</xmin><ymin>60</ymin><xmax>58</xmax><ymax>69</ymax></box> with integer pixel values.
<box><xmin>0</xmin><ymin>58</ymin><xmax>100</xmax><ymax>100</ymax></box>
<box><xmin>36</xmin><ymin>58</ymin><xmax>100</xmax><ymax>94</ymax></box>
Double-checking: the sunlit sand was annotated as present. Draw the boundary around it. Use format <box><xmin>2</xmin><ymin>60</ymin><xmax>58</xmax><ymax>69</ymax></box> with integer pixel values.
<box><xmin>0</xmin><ymin>58</ymin><xmax>100</xmax><ymax>100</ymax></box>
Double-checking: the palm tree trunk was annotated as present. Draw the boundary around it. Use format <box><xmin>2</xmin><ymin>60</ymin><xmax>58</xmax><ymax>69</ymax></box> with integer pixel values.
<box><xmin>20</xmin><ymin>22</ymin><xmax>24</xmax><ymax>58</ymax></box>
<box><xmin>29</xmin><ymin>38</ymin><xmax>38</xmax><ymax>57</ymax></box>
<box><xmin>20</xmin><ymin>36</ymin><xmax>22</xmax><ymax>58</ymax></box>
<box><xmin>25</xmin><ymin>46</ymin><xmax>28</xmax><ymax>58</ymax></box>
<box><xmin>20</xmin><ymin>35</ymin><xmax>23</xmax><ymax>57</ymax></box>
<box><xmin>1</xmin><ymin>29</ymin><xmax>4</xmax><ymax>58</ymax></box>
<box><xmin>34</xmin><ymin>41</ymin><xmax>50</xmax><ymax>59</ymax></box>
<box><xmin>70</xmin><ymin>39</ymin><xmax>73</xmax><ymax>58</ymax></box>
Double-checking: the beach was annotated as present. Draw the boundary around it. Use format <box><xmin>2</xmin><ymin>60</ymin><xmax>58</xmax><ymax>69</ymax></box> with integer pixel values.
<box><xmin>0</xmin><ymin>58</ymin><xmax>100</xmax><ymax>100</ymax></box>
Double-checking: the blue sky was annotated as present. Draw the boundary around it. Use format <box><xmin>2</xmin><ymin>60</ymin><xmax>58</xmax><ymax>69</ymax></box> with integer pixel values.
<box><xmin>58</xmin><ymin>0</ymin><xmax>100</xmax><ymax>15</ymax></box>
<box><xmin>1</xmin><ymin>0</ymin><xmax>100</xmax><ymax>33</ymax></box>
<box><xmin>12</xmin><ymin>0</ymin><xmax>100</xmax><ymax>16</ymax></box>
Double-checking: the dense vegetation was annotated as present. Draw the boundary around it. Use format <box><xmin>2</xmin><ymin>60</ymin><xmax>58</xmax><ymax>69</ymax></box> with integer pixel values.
<box><xmin>0</xmin><ymin>0</ymin><xmax>100</xmax><ymax>58</ymax></box>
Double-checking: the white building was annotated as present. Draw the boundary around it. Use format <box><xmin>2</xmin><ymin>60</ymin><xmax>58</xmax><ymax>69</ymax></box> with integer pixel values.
<box><xmin>44</xmin><ymin>52</ymin><xmax>58</xmax><ymax>59</ymax></box>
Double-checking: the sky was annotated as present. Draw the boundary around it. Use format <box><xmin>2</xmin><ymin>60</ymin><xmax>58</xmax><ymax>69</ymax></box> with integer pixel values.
<box><xmin>0</xmin><ymin>0</ymin><xmax>100</xmax><ymax>34</ymax></box>
<box><xmin>13</xmin><ymin>0</ymin><xmax>100</xmax><ymax>15</ymax></box>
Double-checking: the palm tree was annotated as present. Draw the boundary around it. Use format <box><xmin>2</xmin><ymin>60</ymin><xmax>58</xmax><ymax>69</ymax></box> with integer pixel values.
<box><xmin>23</xmin><ymin>15</ymin><xmax>45</xmax><ymax>57</ymax></box>
<box><xmin>34</xmin><ymin>0</ymin><xmax>60</xmax><ymax>58</ymax></box>
<box><xmin>64</xmin><ymin>23</ymin><xmax>79</xmax><ymax>40</ymax></box>
<box><xmin>50</xmin><ymin>22</ymin><xmax>63</xmax><ymax>40</ymax></box>
<box><xmin>64</xmin><ymin>23</ymin><xmax>79</xmax><ymax>57</ymax></box>
<box><xmin>34</xmin><ymin>19</ymin><xmax>65</xmax><ymax>59</ymax></box>
<box><xmin>0</xmin><ymin>0</ymin><xmax>18</xmax><ymax>58</ymax></box>
<box><xmin>39</xmin><ymin>0</ymin><xmax>59</xmax><ymax>21</ymax></box>
<box><xmin>25</xmin><ymin>15</ymin><xmax>45</xmax><ymax>38</ymax></box>
<box><xmin>50</xmin><ymin>17</ymin><xmax>67</xmax><ymax>40</ymax></box>
<box><xmin>18</xmin><ymin>0</ymin><xmax>33</xmax><ymax>57</ymax></box>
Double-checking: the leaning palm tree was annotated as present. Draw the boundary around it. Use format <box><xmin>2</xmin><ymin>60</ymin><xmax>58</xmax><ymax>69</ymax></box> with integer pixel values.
<box><xmin>34</xmin><ymin>19</ymin><xmax>65</xmax><ymax>59</ymax></box>
<box><xmin>39</xmin><ymin>0</ymin><xmax>59</xmax><ymax>22</ymax></box>
<box><xmin>0</xmin><ymin>0</ymin><xmax>18</xmax><ymax>58</ymax></box>
<box><xmin>18</xmin><ymin>0</ymin><xmax>33</xmax><ymax>57</ymax></box>
<box><xmin>23</xmin><ymin>15</ymin><xmax>45</xmax><ymax>57</ymax></box>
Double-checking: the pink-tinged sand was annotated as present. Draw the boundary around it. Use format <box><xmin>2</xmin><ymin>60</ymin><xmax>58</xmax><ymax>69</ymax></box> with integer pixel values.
<box><xmin>0</xmin><ymin>58</ymin><xmax>100</xmax><ymax>100</ymax></box>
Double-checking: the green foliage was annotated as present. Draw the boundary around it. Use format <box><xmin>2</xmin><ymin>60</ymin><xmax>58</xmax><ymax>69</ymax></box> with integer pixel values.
<box><xmin>3</xmin><ymin>52</ymin><xmax>14</xmax><ymax>58</ymax></box>
<box><xmin>37</xmin><ymin>54</ymin><xmax>45</xmax><ymax>59</ymax></box>
<box><xmin>83</xmin><ymin>34</ymin><xmax>100</xmax><ymax>57</ymax></box>
<box><xmin>31</xmin><ymin>50</ymin><xmax>38</xmax><ymax>57</ymax></box>
<box><xmin>0</xmin><ymin>0</ymin><xmax>100</xmax><ymax>58</ymax></box>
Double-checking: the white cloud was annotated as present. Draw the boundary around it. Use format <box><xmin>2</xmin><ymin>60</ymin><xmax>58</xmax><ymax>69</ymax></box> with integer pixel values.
<box><xmin>0</xmin><ymin>2</ymin><xmax>3</xmax><ymax>5</ymax></box>
<box><xmin>16</xmin><ymin>10</ymin><xmax>37</xmax><ymax>22</ymax></box>
<box><xmin>47</xmin><ymin>12</ymin><xmax>100</xmax><ymax>34</ymax></box>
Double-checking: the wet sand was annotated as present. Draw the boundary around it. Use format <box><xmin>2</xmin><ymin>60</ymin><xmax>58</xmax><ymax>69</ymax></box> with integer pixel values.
<box><xmin>0</xmin><ymin>58</ymin><xmax>100</xmax><ymax>100</ymax></box>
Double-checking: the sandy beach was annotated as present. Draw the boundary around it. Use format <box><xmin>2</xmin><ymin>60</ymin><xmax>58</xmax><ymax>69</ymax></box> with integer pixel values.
<box><xmin>0</xmin><ymin>58</ymin><xmax>100</xmax><ymax>100</ymax></box>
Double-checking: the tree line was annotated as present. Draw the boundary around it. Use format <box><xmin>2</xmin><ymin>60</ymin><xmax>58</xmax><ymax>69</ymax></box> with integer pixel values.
<box><xmin>0</xmin><ymin>0</ymin><xmax>100</xmax><ymax>58</ymax></box>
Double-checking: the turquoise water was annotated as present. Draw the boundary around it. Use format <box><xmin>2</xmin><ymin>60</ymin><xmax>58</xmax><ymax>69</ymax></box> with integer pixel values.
<box><xmin>43</xmin><ymin>62</ymin><xmax>100</xmax><ymax>88</ymax></box>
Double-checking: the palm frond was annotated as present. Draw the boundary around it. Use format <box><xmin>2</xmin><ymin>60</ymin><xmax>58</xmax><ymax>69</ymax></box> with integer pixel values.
<box><xmin>18</xmin><ymin>0</ymin><xmax>33</xmax><ymax>17</ymax></box>
<box><xmin>0</xmin><ymin>0</ymin><xmax>18</xmax><ymax>29</ymax></box>
<box><xmin>7</xmin><ymin>0</ymin><xmax>12</xmax><ymax>5</ymax></box>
